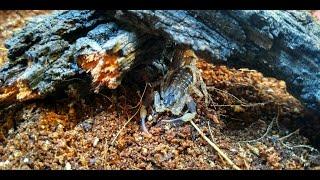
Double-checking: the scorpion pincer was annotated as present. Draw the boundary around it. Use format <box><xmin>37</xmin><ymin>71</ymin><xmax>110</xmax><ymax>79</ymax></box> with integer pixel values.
<box><xmin>140</xmin><ymin>49</ymin><xmax>210</xmax><ymax>133</ymax></box>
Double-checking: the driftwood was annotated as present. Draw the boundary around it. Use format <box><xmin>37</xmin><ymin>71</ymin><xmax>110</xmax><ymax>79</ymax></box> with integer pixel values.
<box><xmin>1</xmin><ymin>10</ymin><xmax>319</xmax><ymax>115</ymax></box>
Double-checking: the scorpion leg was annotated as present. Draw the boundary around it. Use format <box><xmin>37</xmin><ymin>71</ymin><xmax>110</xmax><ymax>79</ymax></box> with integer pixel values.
<box><xmin>140</xmin><ymin>90</ymin><xmax>166</xmax><ymax>133</ymax></box>
<box><xmin>139</xmin><ymin>85</ymin><xmax>155</xmax><ymax>134</ymax></box>
<box><xmin>198</xmin><ymin>73</ymin><xmax>212</xmax><ymax>106</ymax></box>
<box><xmin>192</xmin><ymin>65</ymin><xmax>211</xmax><ymax>106</ymax></box>
<box><xmin>191</xmin><ymin>85</ymin><xmax>204</xmax><ymax>99</ymax></box>
<box><xmin>171</xmin><ymin>94</ymin><xmax>187</xmax><ymax>115</ymax></box>
<box><xmin>187</xmin><ymin>64</ymin><xmax>211</xmax><ymax>106</ymax></box>
<box><xmin>179</xmin><ymin>95</ymin><xmax>197</xmax><ymax>122</ymax></box>
<box><xmin>140</xmin><ymin>104</ymin><xmax>149</xmax><ymax>133</ymax></box>
<box><xmin>154</xmin><ymin>91</ymin><xmax>165</xmax><ymax>113</ymax></box>
<box><xmin>164</xmin><ymin>95</ymin><xmax>197</xmax><ymax>123</ymax></box>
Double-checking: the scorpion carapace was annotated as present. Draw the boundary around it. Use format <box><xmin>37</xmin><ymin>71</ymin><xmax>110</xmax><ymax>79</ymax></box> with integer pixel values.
<box><xmin>140</xmin><ymin>48</ymin><xmax>210</xmax><ymax>133</ymax></box>
<box><xmin>160</xmin><ymin>67</ymin><xmax>194</xmax><ymax>108</ymax></box>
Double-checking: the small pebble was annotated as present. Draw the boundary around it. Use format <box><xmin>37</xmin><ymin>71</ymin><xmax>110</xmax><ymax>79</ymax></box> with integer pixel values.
<box><xmin>8</xmin><ymin>128</ymin><xmax>14</xmax><ymax>135</ymax></box>
<box><xmin>23</xmin><ymin>158</ymin><xmax>29</xmax><ymax>164</ymax></box>
<box><xmin>0</xmin><ymin>160</ymin><xmax>10</xmax><ymax>168</ymax></box>
<box><xmin>164</xmin><ymin>124</ymin><xmax>171</xmax><ymax>131</ymax></box>
<box><xmin>141</xmin><ymin>148</ymin><xmax>148</xmax><ymax>155</ymax></box>
<box><xmin>89</xmin><ymin>158</ymin><xmax>96</xmax><ymax>165</ymax></box>
<box><xmin>65</xmin><ymin>162</ymin><xmax>71</xmax><ymax>170</ymax></box>
<box><xmin>82</xmin><ymin>118</ymin><xmax>93</xmax><ymax>132</ymax></box>
<box><xmin>265</xmin><ymin>88</ymin><xmax>274</xmax><ymax>93</ymax></box>
<box><xmin>293</xmin><ymin>107</ymin><xmax>300</xmax><ymax>113</ymax></box>
<box><xmin>135</xmin><ymin>136</ymin><xmax>143</xmax><ymax>142</ymax></box>
<box><xmin>230</xmin><ymin>148</ymin><xmax>237</xmax><ymax>153</ymax></box>
<box><xmin>13</xmin><ymin>151</ymin><xmax>22</xmax><ymax>158</ymax></box>
<box><xmin>93</xmin><ymin>137</ymin><xmax>99</xmax><ymax>147</ymax></box>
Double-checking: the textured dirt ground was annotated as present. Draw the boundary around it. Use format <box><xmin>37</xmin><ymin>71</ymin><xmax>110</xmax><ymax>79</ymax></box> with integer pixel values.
<box><xmin>0</xmin><ymin>10</ymin><xmax>320</xmax><ymax>170</ymax></box>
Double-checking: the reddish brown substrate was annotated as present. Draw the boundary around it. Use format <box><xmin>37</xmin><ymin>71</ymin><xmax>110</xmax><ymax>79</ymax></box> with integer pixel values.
<box><xmin>0</xmin><ymin>60</ymin><xmax>319</xmax><ymax>170</ymax></box>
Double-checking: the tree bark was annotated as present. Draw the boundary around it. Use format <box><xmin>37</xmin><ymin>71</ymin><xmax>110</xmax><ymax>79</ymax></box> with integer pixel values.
<box><xmin>0</xmin><ymin>10</ymin><xmax>164</xmax><ymax>107</ymax></box>
<box><xmin>1</xmin><ymin>10</ymin><xmax>319</xmax><ymax>115</ymax></box>
<box><xmin>112</xmin><ymin>10</ymin><xmax>320</xmax><ymax>114</ymax></box>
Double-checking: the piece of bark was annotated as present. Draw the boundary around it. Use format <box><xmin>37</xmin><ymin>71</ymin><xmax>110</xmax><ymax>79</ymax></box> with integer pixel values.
<box><xmin>0</xmin><ymin>10</ymin><xmax>102</xmax><ymax>107</ymax></box>
<box><xmin>0</xmin><ymin>10</ymin><xmax>163</xmax><ymax>107</ymax></box>
<box><xmin>74</xmin><ymin>23</ymin><xmax>154</xmax><ymax>92</ymax></box>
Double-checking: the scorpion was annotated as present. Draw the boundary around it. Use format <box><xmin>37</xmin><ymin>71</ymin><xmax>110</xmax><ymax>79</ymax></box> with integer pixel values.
<box><xmin>140</xmin><ymin>48</ymin><xmax>210</xmax><ymax>133</ymax></box>
<box><xmin>136</xmin><ymin>48</ymin><xmax>241</xmax><ymax>170</ymax></box>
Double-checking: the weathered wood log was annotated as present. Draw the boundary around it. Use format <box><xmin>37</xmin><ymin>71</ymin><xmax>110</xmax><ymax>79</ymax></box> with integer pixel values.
<box><xmin>0</xmin><ymin>11</ymin><xmax>102</xmax><ymax>106</ymax></box>
<box><xmin>0</xmin><ymin>10</ymin><xmax>164</xmax><ymax>107</ymax></box>
<box><xmin>1</xmin><ymin>10</ymin><xmax>319</xmax><ymax>115</ymax></box>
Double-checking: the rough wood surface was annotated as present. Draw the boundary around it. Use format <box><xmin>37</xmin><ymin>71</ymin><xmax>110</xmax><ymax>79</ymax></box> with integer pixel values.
<box><xmin>1</xmin><ymin>10</ymin><xmax>319</xmax><ymax>115</ymax></box>
<box><xmin>113</xmin><ymin>10</ymin><xmax>320</xmax><ymax>113</ymax></box>
<box><xmin>0</xmin><ymin>10</ymin><xmax>163</xmax><ymax>107</ymax></box>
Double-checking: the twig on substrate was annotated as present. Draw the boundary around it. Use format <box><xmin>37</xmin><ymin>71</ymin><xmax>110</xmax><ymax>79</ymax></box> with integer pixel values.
<box><xmin>206</xmin><ymin>85</ymin><xmax>273</xmax><ymax>108</ymax></box>
<box><xmin>207</xmin><ymin>121</ymin><xmax>228</xmax><ymax>165</ymax></box>
<box><xmin>275</xmin><ymin>105</ymin><xmax>281</xmax><ymax>131</ymax></box>
<box><xmin>236</xmin><ymin>106</ymin><xmax>320</xmax><ymax>157</ymax></box>
<box><xmin>128</xmin><ymin>83</ymin><xmax>151</xmax><ymax>110</ymax></box>
<box><xmin>276</xmin><ymin>125</ymin><xmax>317</xmax><ymax>153</ymax></box>
<box><xmin>207</xmin><ymin>86</ymin><xmax>246</xmax><ymax>105</ymax></box>
<box><xmin>278</xmin><ymin>129</ymin><xmax>300</xmax><ymax>141</ymax></box>
<box><xmin>110</xmin><ymin>83</ymin><xmax>149</xmax><ymax>145</ymax></box>
<box><xmin>189</xmin><ymin>120</ymin><xmax>241</xmax><ymax>170</ymax></box>
<box><xmin>237</xmin><ymin>105</ymin><xmax>280</xmax><ymax>144</ymax></box>
<box><xmin>278</xmin><ymin>130</ymin><xmax>320</xmax><ymax>155</ymax></box>
<box><xmin>280</xmin><ymin>142</ymin><xmax>319</xmax><ymax>153</ymax></box>
<box><xmin>207</xmin><ymin>121</ymin><xmax>215</xmax><ymax>141</ymax></box>
<box><xmin>99</xmin><ymin>92</ymin><xmax>125</xmax><ymax>110</ymax></box>
<box><xmin>212</xmin><ymin>101</ymin><xmax>272</xmax><ymax>108</ymax></box>
<box><xmin>238</xmin><ymin>116</ymin><xmax>275</xmax><ymax>143</ymax></box>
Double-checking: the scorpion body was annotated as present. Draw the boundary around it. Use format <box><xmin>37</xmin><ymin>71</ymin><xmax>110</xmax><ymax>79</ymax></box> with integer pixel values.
<box><xmin>140</xmin><ymin>48</ymin><xmax>210</xmax><ymax>133</ymax></box>
<box><xmin>160</xmin><ymin>67</ymin><xmax>194</xmax><ymax>109</ymax></box>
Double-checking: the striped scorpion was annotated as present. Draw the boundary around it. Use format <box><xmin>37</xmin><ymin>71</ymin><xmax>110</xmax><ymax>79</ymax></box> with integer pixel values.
<box><xmin>140</xmin><ymin>49</ymin><xmax>210</xmax><ymax>133</ymax></box>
